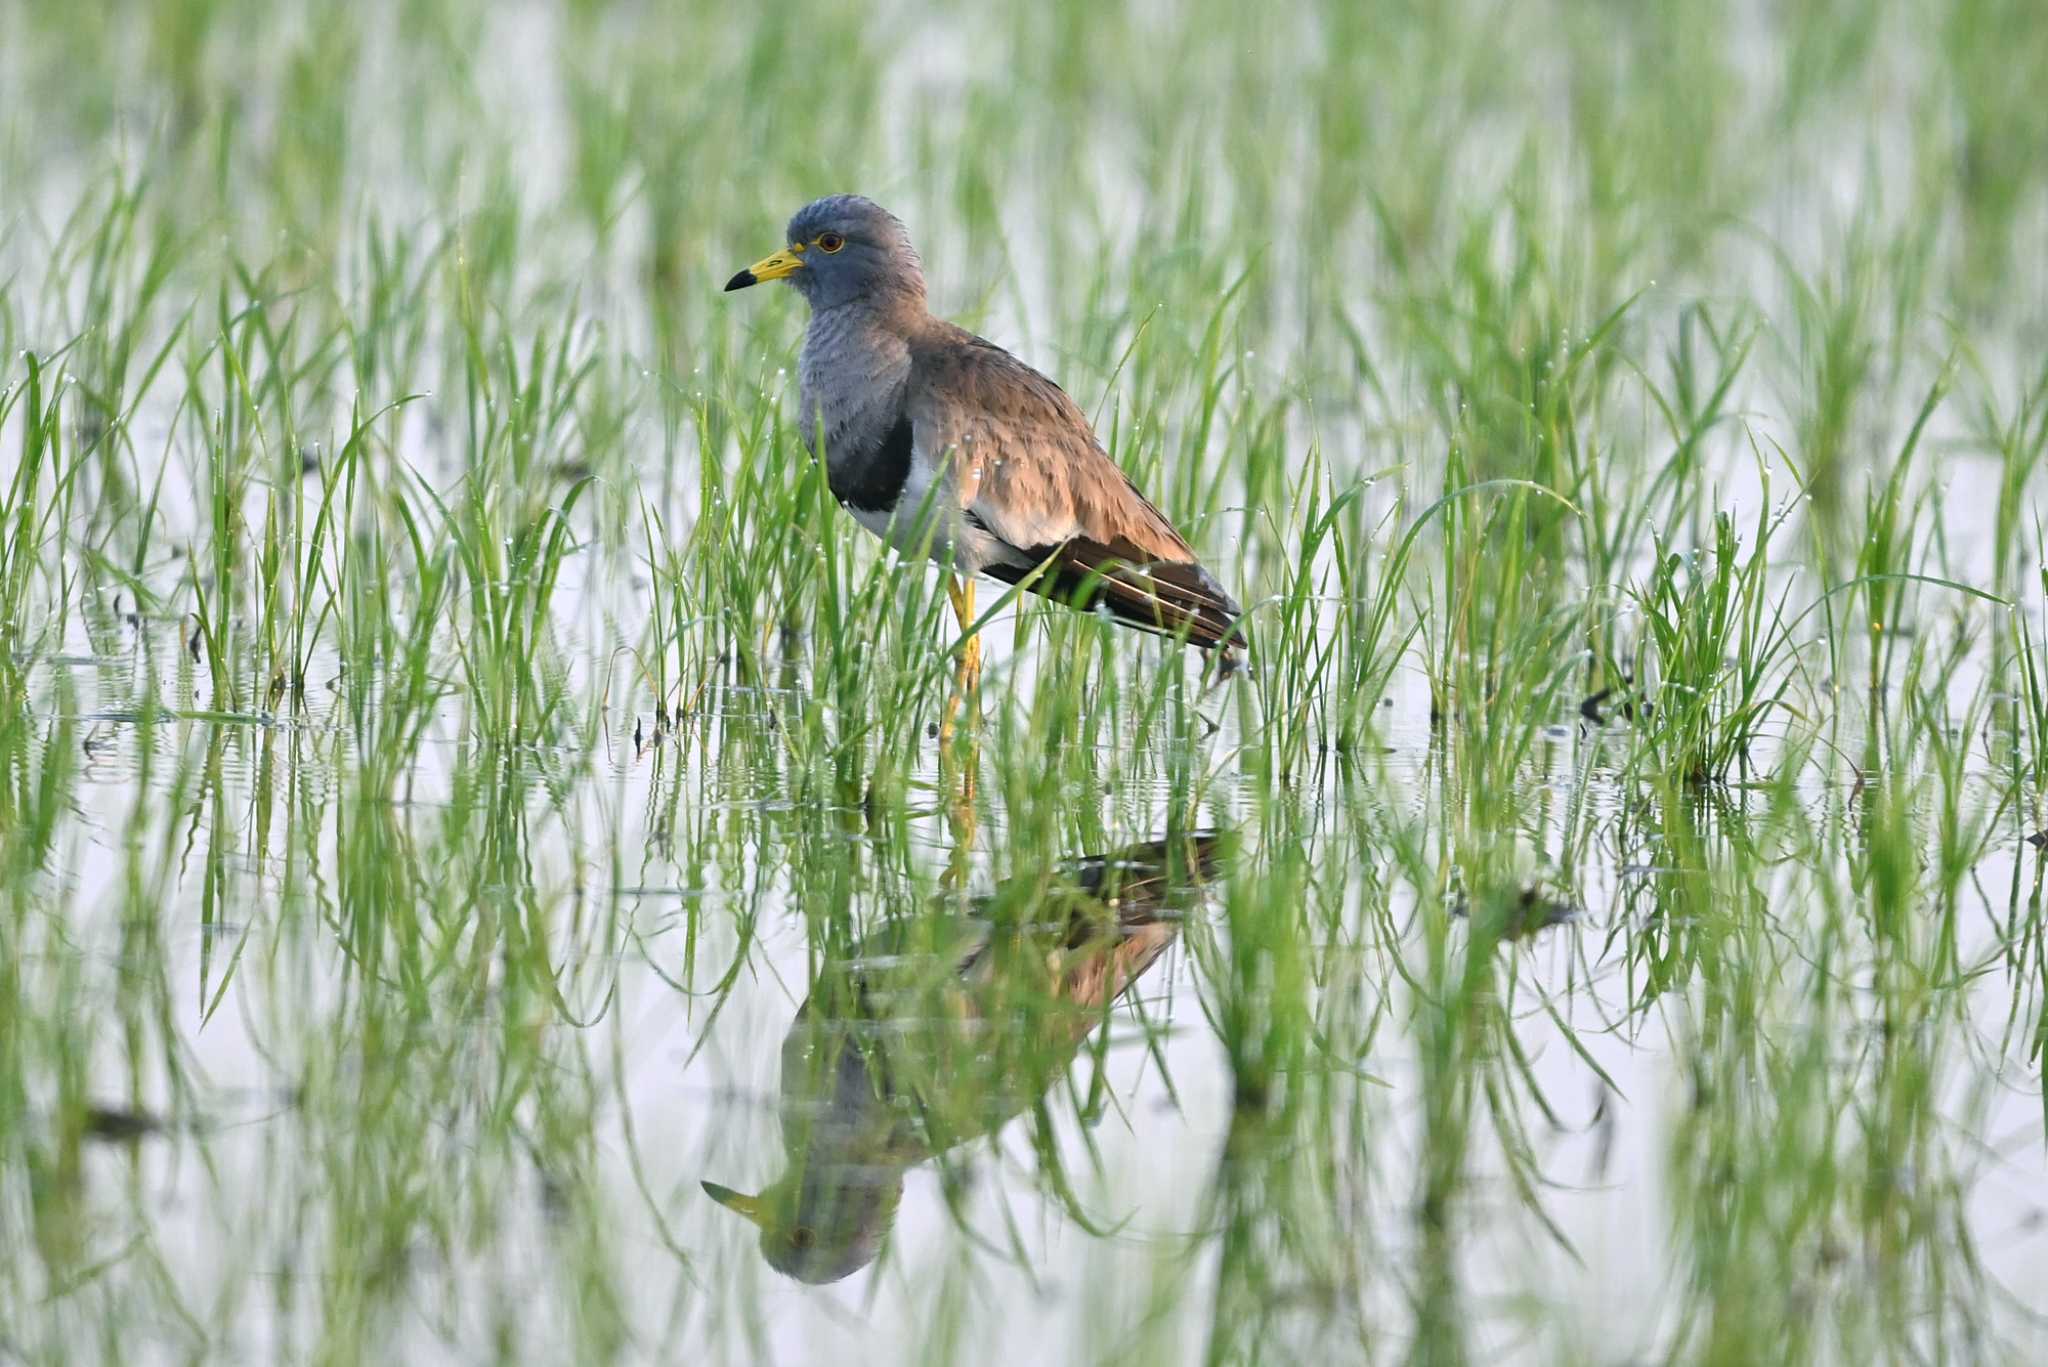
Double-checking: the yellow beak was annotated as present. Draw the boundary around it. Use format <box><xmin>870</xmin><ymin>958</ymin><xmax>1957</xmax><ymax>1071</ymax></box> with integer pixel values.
<box><xmin>701</xmin><ymin>1180</ymin><xmax>770</xmax><ymax>1225</ymax></box>
<box><xmin>724</xmin><ymin>243</ymin><xmax>805</xmax><ymax>291</ymax></box>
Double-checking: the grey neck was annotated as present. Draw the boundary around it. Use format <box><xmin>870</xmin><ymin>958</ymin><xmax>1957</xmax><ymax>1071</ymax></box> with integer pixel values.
<box><xmin>797</xmin><ymin>298</ymin><xmax>922</xmax><ymax>464</ymax></box>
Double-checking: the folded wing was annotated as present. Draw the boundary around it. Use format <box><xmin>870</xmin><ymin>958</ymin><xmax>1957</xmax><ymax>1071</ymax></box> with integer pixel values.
<box><xmin>907</xmin><ymin>324</ymin><xmax>1246</xmax><ymax>652</ymax></box>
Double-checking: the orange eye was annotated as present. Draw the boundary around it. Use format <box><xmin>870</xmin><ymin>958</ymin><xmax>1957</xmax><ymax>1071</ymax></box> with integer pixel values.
<box><xmin>817</xmin><ymin>232</ymin><xmax>845</xmax><ymax>253</ymax></box>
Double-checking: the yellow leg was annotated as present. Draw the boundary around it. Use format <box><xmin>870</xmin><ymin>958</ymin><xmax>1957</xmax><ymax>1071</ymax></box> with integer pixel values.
<box><xmin>939</xmin><ymin>574</ymin><xmax>983</xmax><ymax>749</ymax></box>
<box><xmin>938</xmin><ymin>575</ymin><xmax>980</xmax><ymax>884</ymax></box>
<box><xmin>946</xmin><ymin>574</ymin><xmax>982</xmax><ymax>694</ymax></box>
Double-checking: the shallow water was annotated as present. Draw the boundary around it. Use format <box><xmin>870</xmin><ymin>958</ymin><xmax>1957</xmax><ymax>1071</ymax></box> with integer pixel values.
<box><xmin>11</xmin><ymin>610</ymin><xmax>2044</xmax><ymax>1362</ymax></box>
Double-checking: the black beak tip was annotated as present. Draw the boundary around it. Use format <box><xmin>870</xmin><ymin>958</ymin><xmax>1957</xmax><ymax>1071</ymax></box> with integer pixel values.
<box><xmin>724</xmin><ymin>270</ymin><xmax>757</xmax><ymax>292</ymax></box>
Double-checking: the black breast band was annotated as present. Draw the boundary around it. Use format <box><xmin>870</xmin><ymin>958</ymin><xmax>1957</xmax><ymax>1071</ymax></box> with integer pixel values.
<box><xmin>827</xmin><ymin>412</ymin><xmax>914</xmax><ymax>513</ymax></box>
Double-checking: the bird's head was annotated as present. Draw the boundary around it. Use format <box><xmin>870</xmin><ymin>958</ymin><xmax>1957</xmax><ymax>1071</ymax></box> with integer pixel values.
<box><xmin>700</xmin><ymin>1161</ymin><xmax>905</xmax><ymax>1284</ymax></box>
<box><xmin>724</xmin><ymin>194</ymin><xmax>925</xmax><ymax>312</ymax></box>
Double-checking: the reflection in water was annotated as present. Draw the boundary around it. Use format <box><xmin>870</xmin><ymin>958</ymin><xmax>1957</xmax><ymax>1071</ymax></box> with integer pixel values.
<box><xmin>703</xmin><ymin>834</ymin><xmax>1225</xmax><ymax>1283</ymax></box>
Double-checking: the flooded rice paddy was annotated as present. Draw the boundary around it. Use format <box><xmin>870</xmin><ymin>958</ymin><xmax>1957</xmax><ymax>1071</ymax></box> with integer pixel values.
<box><xmin>3</xmin><ymin>0</ymin><xmax>2048</xmax><ymax>1362</ymax></box>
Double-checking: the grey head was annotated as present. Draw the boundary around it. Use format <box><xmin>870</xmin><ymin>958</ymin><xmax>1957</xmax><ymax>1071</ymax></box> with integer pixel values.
<box><xmin>724</xmin><ymin>195</ymin><xmax>926</xmax><ymax>313</ymax></box>
<box><xmin>701</xmin><ymin>1162</ymin><xmax>905</xmax><ymax>1285</ymax></box>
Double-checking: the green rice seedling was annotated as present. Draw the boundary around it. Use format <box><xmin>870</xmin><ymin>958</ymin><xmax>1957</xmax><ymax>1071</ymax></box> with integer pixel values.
<box><xmin>1781</xmin><ymin>231</ymin><xmax>1884</xmax><ymax>569</ymax></box>
<box><xmin>1416</xmin><ymin>476</ymin><xmax>1583</xmax><ymax>736</ymax></box>
<box><xmin>338</xmin><ymin>220</ymin><xmax>445</xmax><ymax>414</ymax></box>
<box><xmin>1965</xmin><ymin>354</ymin><xmax>2047</xmax><ymax>602</ymax></box>
<box><xmin>1850</xmin><ymin>366</ymin><xmax>1950</xmax><ymax>710</ymax></box>
<box><xmin>198</xmin><ymin>260</ymin><xmax>354</xmax><ymax>706</ymax></box>
<box><xmin>1610</xmin><ymin>304</ymin><xmax>1756</xmax><ymax>585</ymax></box>
<box><xmin>2010</xmin><ymin>552</ymin><xmax>2048</xmax><ymax>800</ymax></box>
<box><xmin>1557</xmin><ymin>0</ymin><xmax>1745</xmax><ymax>276</ymax></box>
<box><xmin>1243</xmin><ymin>455</ymin><xmax>1359</xmax><ymax>782</ymax></box>
<box><xmin>268</xmin><ymin>4</ymin><xmax>360</xmax><ymax>249</ymax></box>
<box><xmin>1940</xmin><ymin>0</ymin><xmax>2048</xmax><ymax>307</ymax></box>
<box><xmin>38</xmin><ymin>176</ymin><xmax>186</xmax><ymax>540</ymax></box>
<box><xmin>1773</xmin><ymin>0</ymin><xmax>1886</xmax><ymax>126</ymax></box>
<box><xmin>0</xmin><ymin>351</ymin><xmax>89</xmax><ymax>704</ymax></box>
<box><xmin>782</xmin><ymin>470</ymin><xmax>959</xmax><ymax>803</ymax></box>
<box><xmin>1626</xmin><ymin>492</ymin><xmax>1805</xmax><ymax>788</ymax></box>
<box><xmin>673</xmin><ymin>382</ymin><xmax>813</xmax><ymax>688</ymax></box>
<box><xmin>428</xmin><ymin>462</ymin><xmax>594</xmax><ymax>749</ymax></box>
<box><xmin>274</xmin><ymin>395</ymin><xmax>413</xmax><ymax>715</ymax></box>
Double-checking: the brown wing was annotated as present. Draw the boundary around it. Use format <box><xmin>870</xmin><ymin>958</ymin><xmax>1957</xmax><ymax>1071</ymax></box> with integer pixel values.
<box><xmin>907</xmin><ymin>322</ymin><xmax>1246</xmax><ymax>651</ymax></box>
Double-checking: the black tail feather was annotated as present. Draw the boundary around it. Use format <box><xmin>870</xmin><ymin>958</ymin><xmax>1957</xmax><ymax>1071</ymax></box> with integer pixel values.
<box><xmin>985</xmin><ymin>540</ymin><xmax>1249</xmax><ymax>654</ymax></box>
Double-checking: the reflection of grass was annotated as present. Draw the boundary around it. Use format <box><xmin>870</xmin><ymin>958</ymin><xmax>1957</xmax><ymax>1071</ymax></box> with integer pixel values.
<box><xmin>0</xmin><ymin>0</ymin><xmax>2046</xmax><ymax>1360</ymax></box>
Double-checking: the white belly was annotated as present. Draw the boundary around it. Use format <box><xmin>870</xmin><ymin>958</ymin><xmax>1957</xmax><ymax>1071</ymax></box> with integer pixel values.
<box><xmin>845</xmin><ymin>459</ymin><xmax>1006</xmax><ymax>576</ymax></box>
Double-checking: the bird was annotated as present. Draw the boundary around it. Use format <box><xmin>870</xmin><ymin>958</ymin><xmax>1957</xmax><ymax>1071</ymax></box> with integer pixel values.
<box><xmin>724</xmin><ymin>195</ymin><xmax>1247</xmax><ymax>692</ymax></box>
<box><xmin>700</xmin><ymin>833</ymin><xmax>1225</xmax><ymax>1283</ymax></box>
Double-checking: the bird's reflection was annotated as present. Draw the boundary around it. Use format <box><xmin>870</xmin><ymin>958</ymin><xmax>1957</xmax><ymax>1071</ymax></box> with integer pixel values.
<box><xmin>703</xmin><ymin>833</ymin><xmax>1225</xmax><ymax>1283</ymax></box>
